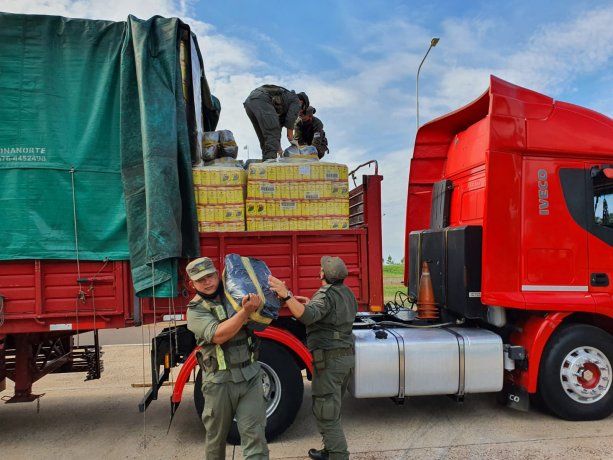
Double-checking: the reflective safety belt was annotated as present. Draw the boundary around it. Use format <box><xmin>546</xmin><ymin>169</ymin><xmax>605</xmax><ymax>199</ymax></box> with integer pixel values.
<box><xmin>215</xmin><ymin>345</ymin><xmax>227</xmax><ymax>370</ymax></box>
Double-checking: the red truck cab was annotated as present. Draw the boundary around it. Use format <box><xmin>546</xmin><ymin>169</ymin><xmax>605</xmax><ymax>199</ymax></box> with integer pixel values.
<box><xmin>405</xmin><ymin>76</ymin><xmax>613</xmax><ymax>420</ymax></box>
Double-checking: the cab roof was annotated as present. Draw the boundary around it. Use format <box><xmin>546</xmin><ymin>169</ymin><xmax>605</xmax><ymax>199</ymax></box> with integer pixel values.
<box><xmin>414</xmin><ymin>75</ymin><xmax>613</xmax><ymax>159</ymax></box>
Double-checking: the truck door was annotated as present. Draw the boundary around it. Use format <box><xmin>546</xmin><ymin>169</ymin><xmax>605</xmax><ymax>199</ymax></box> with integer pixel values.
<box><xmin>587</xmin><ymin>165</ymin><xmax>613</xmax><ymax>314</ymax></box>
<box><xmin>522</xmin><ymin>159</ymin><xmax>593</xmax><ymax>311</ymax></box>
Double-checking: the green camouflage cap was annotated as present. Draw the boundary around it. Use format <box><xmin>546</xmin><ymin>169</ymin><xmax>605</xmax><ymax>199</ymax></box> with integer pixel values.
<box><xmin>186</xmin><ymin>257</ymin><xmax>217</xmax><ymax>281</ymax></box>
<box><xmin>321</xmin><ymin>256</ymin><xmax>348</xmax><ymax>284</ymax></box>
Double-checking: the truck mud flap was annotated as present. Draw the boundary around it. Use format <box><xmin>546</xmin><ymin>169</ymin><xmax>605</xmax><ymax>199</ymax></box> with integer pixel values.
<box><xmin>498</xmin><ymin>382</ymin><xmax>530</xmax><ymax>412</ymax></box>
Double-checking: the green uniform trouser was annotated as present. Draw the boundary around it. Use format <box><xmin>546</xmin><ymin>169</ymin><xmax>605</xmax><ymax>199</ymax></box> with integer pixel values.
<box><xmin>243</xmin><ymin>98</ymin><xmax>281</xmax><ymax>160</ymax></box>
<box><xmin>201</xmin><ymin>372</ymin><xmax>269</xmax><ymax>460</ymax></box>
<box><xmin>311</xmin><ymin>354</ymin><xmax>355</xmax><ymax>460</ymax></box>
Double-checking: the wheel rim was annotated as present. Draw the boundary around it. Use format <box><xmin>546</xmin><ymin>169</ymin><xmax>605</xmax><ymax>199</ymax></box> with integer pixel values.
<box><xmin>560</xmin><ymin>346</ymin><xmax>612</xmax><ymax>404</ymax></box>
<box><xmin>260</xmin><ymin>362</ymin><xmax>282</xmax><ymax>417</ymax></box>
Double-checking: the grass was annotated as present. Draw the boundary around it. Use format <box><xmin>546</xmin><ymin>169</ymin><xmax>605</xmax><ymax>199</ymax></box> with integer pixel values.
<box><xmin>383</xmin><ymin>263</ymin><xmax>404</xmax><ymax>276</ymax></box>
<box><xmin>382</xmin><ymin>263</ymin><xmax>406</xmax><ymax>302</ymax></box>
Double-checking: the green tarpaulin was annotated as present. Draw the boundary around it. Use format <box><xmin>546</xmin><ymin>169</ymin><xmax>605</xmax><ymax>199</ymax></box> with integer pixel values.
<box><xmin>0</xmin><ymin>12</ymin><xmax>218</xmax><ymax>296</ymax></box>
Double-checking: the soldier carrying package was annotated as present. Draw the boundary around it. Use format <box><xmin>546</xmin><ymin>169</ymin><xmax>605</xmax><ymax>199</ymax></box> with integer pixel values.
<box><xmin>186</xmin><ymin>256</ymin><xmax>270</xmax><ymax>460</ymax></box>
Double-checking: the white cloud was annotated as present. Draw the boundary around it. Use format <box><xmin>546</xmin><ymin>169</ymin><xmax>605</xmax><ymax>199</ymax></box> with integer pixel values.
<box><xmin>426</xmin><ymin>5</ymin><xmax>613</xmax><ymax>114</ymax></box>
<box><xmin>504</xmin><ymin>7</ymin><xmax>613</xmax><ymax>92</ymax></box>
<box><xmin>1</xmin><ymin>0</ymin><xmax>181</xmax><ymax>22</ymax></box>
<box><xmin>187</xmin><ymin>21</ymin><xmax>261</xmax><ymax>73</ymax></box>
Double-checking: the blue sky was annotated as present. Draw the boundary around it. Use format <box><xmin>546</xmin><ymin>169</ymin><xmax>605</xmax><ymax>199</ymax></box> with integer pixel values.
<box><xmin>6</xmin><ymin>0</ymin><xmax>613</xmax><ymax>260</ymax></box>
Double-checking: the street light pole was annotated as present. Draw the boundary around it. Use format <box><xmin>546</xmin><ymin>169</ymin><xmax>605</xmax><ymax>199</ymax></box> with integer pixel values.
<box><xmin>416</xmin><ymin>37</ymin><xmax>440</xmax><ymax>130</ymax></box>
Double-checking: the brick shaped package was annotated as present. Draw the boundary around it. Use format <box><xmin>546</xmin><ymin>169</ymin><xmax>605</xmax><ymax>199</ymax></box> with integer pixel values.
<box><xmin>222</xmin><ymin>254</ymin><xmax>280</xmax><ymax>331</ymax></box>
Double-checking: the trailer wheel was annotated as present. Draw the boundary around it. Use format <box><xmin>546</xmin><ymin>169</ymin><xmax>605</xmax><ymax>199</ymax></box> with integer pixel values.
<box><xmin>538</xmin><ymin>324</ymin><xmax>613</xmax><ymax>420</ymax></box>
<box><xmin>194</xmin><ymin>339</ymin><xmax>304</xmax><ymax>442</ymax></box>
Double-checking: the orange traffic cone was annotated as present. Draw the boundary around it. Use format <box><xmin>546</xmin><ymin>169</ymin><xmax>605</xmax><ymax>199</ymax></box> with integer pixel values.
<box><xmin>417</xmin><ymin>261</ymin><xmax>439</xmax><ymax>320</ymax></box>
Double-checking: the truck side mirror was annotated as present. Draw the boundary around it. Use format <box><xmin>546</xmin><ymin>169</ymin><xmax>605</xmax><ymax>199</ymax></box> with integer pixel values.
<box><xmin>603</xmin><ymin>168</ymin><xmax>613</xmax><ymax>179</ymax></box>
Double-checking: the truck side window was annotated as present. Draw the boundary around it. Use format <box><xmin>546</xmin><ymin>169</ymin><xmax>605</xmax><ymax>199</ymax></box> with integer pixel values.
<box><xmin>593</xmin><ymin>169</ymin><xmax>613</xmax><ymax>229</ymax></box>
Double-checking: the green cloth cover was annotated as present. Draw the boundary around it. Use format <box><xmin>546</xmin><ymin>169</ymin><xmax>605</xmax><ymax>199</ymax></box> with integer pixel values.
<box><xmin>0</xmin><ymin>13</ymin><xmax>215</xmax><ymax>296</ymax></box>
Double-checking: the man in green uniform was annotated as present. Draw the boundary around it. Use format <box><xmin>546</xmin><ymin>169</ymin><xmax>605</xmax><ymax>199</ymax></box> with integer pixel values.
<box><xmin>186</xmin><ymin>257</ymin><xmax>269</xmax><ymax>460</ymax></box>
<box><xmin>268</xmin><ymin>256</ymin><xmax>357</xmax><ymax>460</ymax></box>
<box><xmin>243</xmin><ymin>85</ymin><xmax>309</xmax><ymax>160</ymax></box>
<box><xmin>294</xmin><ymin>106</ymin><xmax>329</xmax><ymax>159</ymax></box>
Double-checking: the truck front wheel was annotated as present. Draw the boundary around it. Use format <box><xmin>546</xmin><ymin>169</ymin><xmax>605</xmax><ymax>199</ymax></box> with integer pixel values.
<box><xmin>538</xmin><ymin>324</ymin><xmax>613</xmax><ymax>420</ymax></box>
<box><xmin>194</xmin><ymin>339</ymin><xmax>304</xmax><ymax>442</ymax></box>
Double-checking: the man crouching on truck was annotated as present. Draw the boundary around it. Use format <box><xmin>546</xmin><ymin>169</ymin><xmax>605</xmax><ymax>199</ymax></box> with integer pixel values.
<box><xmin>269</xmin><ymin>256</ymin><xmax>358</xmax><ymax>460</ymax></box>
<box><xmin>186</xmin><ymin>257</ymin><xmax>269</xmax><ymax>460</ymax></box>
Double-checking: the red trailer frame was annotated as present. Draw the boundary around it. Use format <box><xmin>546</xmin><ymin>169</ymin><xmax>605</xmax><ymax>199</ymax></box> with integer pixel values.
<box><xmin>0</xmin><ymin>172</ymin><xmax>384</xmax><ymax>403</ymax></box>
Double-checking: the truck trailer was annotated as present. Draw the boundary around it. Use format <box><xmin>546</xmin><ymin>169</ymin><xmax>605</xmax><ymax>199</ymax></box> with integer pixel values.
<box><xmin>1</xmin><ymin>12</ymin><xmax>612</xmax><ymax>443</ymax></box>
<box><xmin>0</xmin><ymin>11</ymin><xmax>384</xmax><ymax>442</ymax></box>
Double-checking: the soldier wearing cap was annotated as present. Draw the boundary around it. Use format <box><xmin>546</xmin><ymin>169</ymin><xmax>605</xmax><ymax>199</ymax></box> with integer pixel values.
<box><xmin>185</xmin><ymin>257</ymin><xmax>269</xmax><ymax>460</ymax></box>
<box><xmin>268</xmin><ymin>256</ymin><xmax>358</xmax><ymax>460</ymax></box>
<box><xmin>294</xmin><ymin>106</ymin><xmax>329</xmax><ymax>159</ymax></box>
<box><xmin>243</xmin><ymin>84</ymin><xmax>309</xmax><ymax>160</ymax></box>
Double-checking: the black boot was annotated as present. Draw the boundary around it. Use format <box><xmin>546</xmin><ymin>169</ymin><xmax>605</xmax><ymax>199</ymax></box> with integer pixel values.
<box><xmin>308</xmin><ymin>448</ymin><xmax>329</xmax><ymax>460</ymax></box>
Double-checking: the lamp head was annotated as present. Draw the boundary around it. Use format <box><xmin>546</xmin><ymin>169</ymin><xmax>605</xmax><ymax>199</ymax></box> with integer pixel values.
<box><xmin>431</xmin><ymin>37</ymin><xmax>440</xmax><ymax>47</ymax></box>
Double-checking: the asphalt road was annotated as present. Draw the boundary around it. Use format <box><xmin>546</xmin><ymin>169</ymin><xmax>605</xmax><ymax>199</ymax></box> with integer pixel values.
<box><xmin>2</xmin><ymin>344</ymin><xmax>613</xmax><ymax>459</ymax></box>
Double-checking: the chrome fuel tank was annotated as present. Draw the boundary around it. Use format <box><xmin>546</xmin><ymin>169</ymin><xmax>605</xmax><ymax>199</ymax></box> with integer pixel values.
<box><xmin>350</xmin><ymin>327</ymin><xmax>503</xmax><ymax>398</ymax></box>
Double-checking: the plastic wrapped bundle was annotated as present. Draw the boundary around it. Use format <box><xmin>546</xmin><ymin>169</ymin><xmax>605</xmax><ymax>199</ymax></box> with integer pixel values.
<box><xmin>222</xmin><ymin>254</ymin><xmax>280</xmax><ymax>331</ymax></box>
<box><xmin>219</xmin><ymin>129</ymin><xmax>239</xmax><ymax>159</ymax></box>
<box><xmin>202</xmin><ymin>131</ymin><xmax>221</xmax><ymax>161</ymax></box>
<box><xmin>283</xmin><ymin>145</ymin><xmax>318</xmax><ymax>159</ymax></box>
<box><xmin>202</xmin><ymin>157</ymin><xmax>244</xmax><ymax>168</ymax></box>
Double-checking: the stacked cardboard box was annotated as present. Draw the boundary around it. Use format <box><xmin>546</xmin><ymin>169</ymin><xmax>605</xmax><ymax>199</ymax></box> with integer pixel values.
<box><xmin>193</xmin><ymin>164</ymin><xmax>246</xmax><ymax>232</ymax></box>
<box><xmin>246</xmin><ymin>160</ymin><xmax>350</xmax><ymax>231</ymax></box>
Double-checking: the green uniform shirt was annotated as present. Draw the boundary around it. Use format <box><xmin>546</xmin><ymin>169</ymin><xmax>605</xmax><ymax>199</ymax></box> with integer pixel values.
<box><xmin>186</xmin><ymin>294</ymin><xmax>260</xmax><ymax>384</ymax></box>
<box><xmin>294</xmin><ymin>116</ymin><xmax>324</xmax><ymax>145</ymax></box>
<box><xmin>299</xmin><ymin>283</ymin><xmax>358</xmax><ymax>351</ymax></box>
<box><xmin>294</xmin><ymin>116</ymin><xmax>327</xmax><ymax>158</ymax></box>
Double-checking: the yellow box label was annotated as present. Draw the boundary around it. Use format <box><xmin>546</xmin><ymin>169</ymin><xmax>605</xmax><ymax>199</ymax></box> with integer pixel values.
<box><xmin>298</xmin><ymin>164</ymin><xmax>311</xmax><ymax>178</ymax></box>
<box><xmin>260</xmin><ymin>183</ymin><xmax>275</xmax><ymax>196</ymax></box>
<box><xmin>279</xmin><ymin>201</ymin><xmax>296</xmax><ymax>216</ymax></box>
<box><xmin>325</xmin><ymin>170</ymin><xmax>339</xmax><ymax>181</ymax></box>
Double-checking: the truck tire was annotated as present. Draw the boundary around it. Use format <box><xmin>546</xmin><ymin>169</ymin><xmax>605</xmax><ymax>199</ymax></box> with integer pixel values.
<box><xmin>193</xmin><ymin>339</ymin><xmax>304</xmax><ymax>442</ymax></box>
<box><xmin>538</xmin><ymin>324</ymin><xmax>613</xmax><ymax>420</ymax></box>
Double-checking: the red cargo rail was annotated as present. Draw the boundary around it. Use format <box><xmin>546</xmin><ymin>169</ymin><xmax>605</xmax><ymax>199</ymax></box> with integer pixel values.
<box><xmin>0</xmin><ymin>260</ymin><xmax>133</xmax><ymax>335</ymax></box>
<box><xmin>139</xmin><ymin>173</ymin><xmax>384</xmax><ymax>323</ymax></box>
